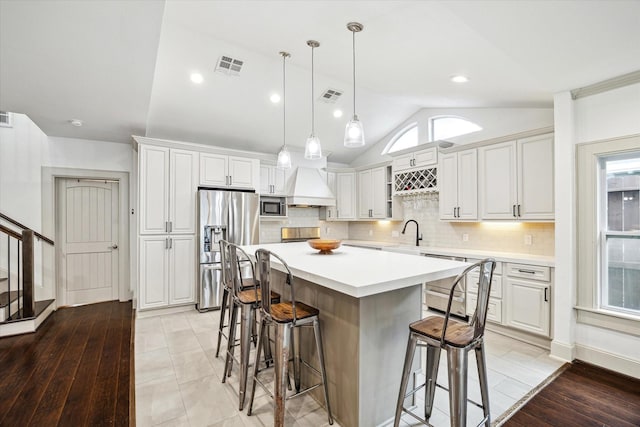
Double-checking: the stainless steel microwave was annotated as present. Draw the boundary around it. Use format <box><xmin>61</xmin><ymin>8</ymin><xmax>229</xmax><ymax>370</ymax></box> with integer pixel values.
<box><xmin>260</xmin><ymin>196</ymin><xmax>286</xmax><ymax>216</ymax></box>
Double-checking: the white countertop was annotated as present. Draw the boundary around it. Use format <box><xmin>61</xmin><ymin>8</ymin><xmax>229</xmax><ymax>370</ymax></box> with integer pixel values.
<box><xmin>240</xmin><ymin>242</ymin><xmax>469</xmax><ymax>298</ymax></box>
<box><xmin>342</xmin><ymin>240</ymin><xmax>555</xmax><ymax>267</ymax></box>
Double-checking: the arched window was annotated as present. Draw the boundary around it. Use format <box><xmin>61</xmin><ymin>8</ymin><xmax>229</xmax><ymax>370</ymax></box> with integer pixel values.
<box><xmin>430</xmin><ymin>116</ymin><xmax>481</xmax><ymax>141</ymax></box>
<box><xmin>383</xmin><ymin>123</ymin><xmax>418</xmax><ymax>154</ymax></box>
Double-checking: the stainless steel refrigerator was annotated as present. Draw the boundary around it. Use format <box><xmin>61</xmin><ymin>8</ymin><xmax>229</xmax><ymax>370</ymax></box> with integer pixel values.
<box><xmin>197</xmin><ymin>188</ymin><xmax>259</xmax><ymax>311</ymax></box>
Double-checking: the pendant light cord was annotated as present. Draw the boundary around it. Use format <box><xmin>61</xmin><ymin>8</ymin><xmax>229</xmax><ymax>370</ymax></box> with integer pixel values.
<box><xmin>311</xmin><ymin>45</ymin><xmax>315</xmax><ymax>135</ymax></box>
<box><xmin>352</xmin><ymin>29</ymin><xmax>356</xmax><ymax>117</ymax></box>
<box><xmin>282</xmin><ymin>53</ymin><xmax>286</xmax><ymax>147</ymax></box>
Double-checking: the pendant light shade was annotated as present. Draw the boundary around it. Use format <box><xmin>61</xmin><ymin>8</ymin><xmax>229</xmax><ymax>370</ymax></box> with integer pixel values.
<box><xmin>304</xmin><ymin>40</ymin><xmax>322</xmax><ymax>160</ymax></box>
<box><xmin>344</xmin><ymin>22</ymin><xmax>365</xmax><ymax>148</ymax></box>
<box><xmin>277</xmin><ymin>51</ymin><xmax>292</xmax><ymax>169</ymax></box>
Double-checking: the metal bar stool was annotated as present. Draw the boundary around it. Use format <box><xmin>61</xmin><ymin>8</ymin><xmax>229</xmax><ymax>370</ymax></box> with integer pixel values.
<box><xmin>394</xmin><ymin>258</ymin><xmax>496</xmax><ymax>427</ymax></box>
<box><xmin>247</xmin><ymin>249</ymin><xmax>333</xmax><ymax>427</ymax></box>
<box><xmin>215</xmin><ymin>242</ymin><xmax>258</xmax><ymax>359</ymax></box>
<box><xmin>220</xmin><ymin>240</ymin><xmax>280</xmax><ymax>411</ymax></box>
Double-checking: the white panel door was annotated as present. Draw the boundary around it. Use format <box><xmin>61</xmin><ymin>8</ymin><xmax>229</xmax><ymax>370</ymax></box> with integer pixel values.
<box><xmin>139</xmin><ymin>145</ymin><xmax>169</xmax><ymax>234</ymax></box>
<box><xmin>324</xmin><ymin>172</ymin><xmax>337</xmax><ymax>220</ymax></box>
<box><xmin>371</xmin><ymin>166</ymin><xmax>387</xmax><ymax>218</ymax></box>
<box><xmin>200</xmin><ymin>153</ymin><xmax>228</xmax><ymax>187</ymax></box>
<box><xmin>60</xmin><ymin>180</ymin><xmax>119</xmax><ymax>305</ymax></box>
<box><xmin>170</xmin><ymin>149</ymin><xmax>198</xmax><ymax>234</ymax></box>
<box><xmin>504</xmin><ymin>277</ymin><xmax>550</xmax><ymax>336</ymax></box>
<box><xmin>438</xmin><ymin>152</ymin><xmax>458</xmax><ymax>220</ymax></box>
<box><xmin>413</xmin><ymin>147</ymin><xmax>438</xmax><ymax>168</ymax></box>
<box><xmin>517</xmin><ymin>134</ymin><xmax>554</xmax><ymax>220</ymax></box>
<box><xmin>336</xmin><ymin>172</ymin><xmax>356</xmax><ymax>219</ymax></box>
<box><xmin>272</xmin><ymin>166</ymin><xmax>287</xmax><ymax>195</ymax></box>
<box><xmin>139</xmin><ymin>235</ymin><xmax>169</xmax><ymax>309</ymax></box>
<box><xmin>479</xmin><ymin>141</ymin><xmax>518</xmax><ymax>219</ymax></box>
<box><xmin>358</xmin><ymin>170</ymin><xmax>372</xmax><ymax>218</ymax></box>
<box><xmin>169</xmin><ymin>235</ymin><xmax>196</xmax><ymax>305</ymax></box>
<box><xmin>228</xmin><ymin>156</ymin><xmax>255</xmax><ymax>189</ymax></box>
<box><xmin>457</xmin><ymin>149</ymin><xmax>478</xmax><ymax>220</ymax></box>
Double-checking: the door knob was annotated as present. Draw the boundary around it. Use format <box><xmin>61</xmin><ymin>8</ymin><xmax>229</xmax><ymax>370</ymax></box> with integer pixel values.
<box><xmin>110</xmin><ymin>244</ymin><xmax>118</xmax><ymax>249</ymax></box>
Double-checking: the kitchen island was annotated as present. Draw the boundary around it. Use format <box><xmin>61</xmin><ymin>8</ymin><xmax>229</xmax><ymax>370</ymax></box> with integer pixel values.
<box><xmin>241</xmin><ymin>242</ymin><xmax>469</xmax><ymax>427</ymax></box>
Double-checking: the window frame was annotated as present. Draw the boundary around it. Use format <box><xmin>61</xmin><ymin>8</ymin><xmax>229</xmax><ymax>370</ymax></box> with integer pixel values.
<box><xmin>576</xmin><ymin>134</ymin><xmax>640</xmax><ymax>335</ymax></box>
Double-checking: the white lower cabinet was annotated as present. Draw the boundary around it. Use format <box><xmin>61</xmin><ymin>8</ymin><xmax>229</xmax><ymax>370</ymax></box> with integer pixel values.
<box><xmin>504</xmin><ymin>263</ymin><xmax>551</xmax><ymax>336</ymax></box>
<box><xmin>139</xmin><ymin>235</ymin><xmax>196</xmax><ymax>310</ymax></box>
<box><xmin>466</xmin><ymin>260</ymin><xmax>503</xmax><ymax>323</ymax></box>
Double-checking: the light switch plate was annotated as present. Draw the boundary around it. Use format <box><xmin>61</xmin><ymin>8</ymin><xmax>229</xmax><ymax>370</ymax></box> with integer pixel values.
<box><xmin>462</xmin><ymin>233</ymin><xmax>469</xmax><ymax>242</ymax></box>
<box><xmin>524</xmin><ymin>235</ymin><xmax>532</xmax><ymax>245</ymax></box>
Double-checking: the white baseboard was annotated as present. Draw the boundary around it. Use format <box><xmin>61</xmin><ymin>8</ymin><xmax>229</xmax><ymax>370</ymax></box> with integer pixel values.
<box><xmin>550</xmin><ymin>340</ymin><xmax>575</xmax><ymax>362</ymax></box>
<box><xmin>576</xmin><ymin>344</ymin><xmax>640</xmax><ymax>379</ymax></box>
<box><xmin>136</xmin><ymin>304</ymin><xmax>197</xmax><ymax>319</ymax></box>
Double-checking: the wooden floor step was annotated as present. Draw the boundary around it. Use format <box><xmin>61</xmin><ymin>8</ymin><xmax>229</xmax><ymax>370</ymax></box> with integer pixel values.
<box><xmin>1</xmin><ymin>299</ymin><xmax>55</xmax><ymax>323</ymax></box>
<box><xmin>0</xmin><ymin>291</ymin><xmax>19</xmax><ymax>308</ymax></box>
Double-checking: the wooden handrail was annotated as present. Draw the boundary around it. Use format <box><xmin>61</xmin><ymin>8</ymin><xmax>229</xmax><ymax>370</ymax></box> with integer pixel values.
<box><xmin>0</xmin><ymin>212</ymin><xmax>54</xmax><ymax>246</ymax></box>
<box><xmin>0</xmin><ymin>223</ymin><xmax>22</xmax><ymax>240</ymax></box>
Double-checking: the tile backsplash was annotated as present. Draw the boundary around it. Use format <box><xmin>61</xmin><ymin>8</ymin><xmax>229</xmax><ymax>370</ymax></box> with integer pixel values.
<box><xmin>348</xmin><ymin>193</ymin><xmax>554</xmax><ymax>256</ymax></box>
<box><xmin>260</xmin><ymin>195</ymin><xmax>554</xmax><ymax>256</ymax></box>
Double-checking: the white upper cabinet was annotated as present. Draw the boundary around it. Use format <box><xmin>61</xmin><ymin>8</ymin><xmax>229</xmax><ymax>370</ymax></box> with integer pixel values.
<box><xmin>358</xmin><ymin>166</ymin><xmax>387</xmax><ymax>219</ymax></box>
<box><xmin>439</xmin><ymin>149</ymin><xmax>478</xmax><ymax>220</ymax></box>
<box><xmin>260</xmin><ymin>163</ymin><xmax>287</xmax><ymax>195</ymax></box>
<box><xmin>336</xmin><ymin>172</ymin><xmax>357</xmax><ymax>219</ymax></box>
<box><xmin>200</xmin><ymin>153</ymin><xmax>258</xmax><ymax>190</ymax></box>
<box><xmin>392</xmin><ymin>147</ymin><xmax>437</xmax><ymax>172</ymax></box>
<box><xmin>139</xmin><ymin>145</ymin><xmax>197</xmax><ymax>235</ymax></box>
<box><xmin>478</xmin><ymin>134</ymin><xmax>554</xmax><ymax>220</ymax></box>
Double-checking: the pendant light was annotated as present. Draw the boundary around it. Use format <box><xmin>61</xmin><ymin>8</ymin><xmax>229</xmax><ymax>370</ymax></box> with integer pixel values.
<box><xmin>344</xmin><ymin>22</ymin><xmax>365</xmax><ymax>148</ymax></box>
<box><xmin>304</xmin><ymin>40</ymin><xmax>322</xmax><ymax>159</ymax></box>
<box><xmin>276</xmin><ymin>51</ymin><xmax>292</xmax><ymax>169</ymax></box>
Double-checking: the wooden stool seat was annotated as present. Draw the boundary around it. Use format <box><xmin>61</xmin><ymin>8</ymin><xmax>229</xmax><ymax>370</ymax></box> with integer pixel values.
<box><xmin>237</xmin><ymin>288</ymin><xmax>281</xmax><ymax>305</ymax></box>
<box><xmin>409</xmin><ymin>316</ymin><xmax>475</xmax><ymax>348</ymax></box>
<box><xmin>269</xmin><ymin>301</ymin><xmax>319</xmax><ymax>324</ymax></box>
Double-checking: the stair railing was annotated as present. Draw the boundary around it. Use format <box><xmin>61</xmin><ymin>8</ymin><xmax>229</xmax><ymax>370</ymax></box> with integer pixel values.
<box><xmin>0</xmin><ymin>212</ymin><xmax>54</xmax><ymax>320</ymax></box>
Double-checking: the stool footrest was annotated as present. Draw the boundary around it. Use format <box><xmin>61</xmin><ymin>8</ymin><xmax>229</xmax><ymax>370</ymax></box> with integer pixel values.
<box><xmin>434</xmin><ymin>382</ymin><xmax>485</xmax><ymax>410</ymax></box>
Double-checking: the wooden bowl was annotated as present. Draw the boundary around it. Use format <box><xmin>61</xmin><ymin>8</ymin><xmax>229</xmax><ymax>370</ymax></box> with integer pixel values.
<box><xmin>307</xmin><ymin>239</ymin><xmax>342</xmax><ymax>254</ymax></box>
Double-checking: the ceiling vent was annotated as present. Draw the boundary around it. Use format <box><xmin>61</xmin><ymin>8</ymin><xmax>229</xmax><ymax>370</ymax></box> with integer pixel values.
<box><xmin>215</xmin><ymin>55</ymin><xmax>244</xmax><ymax>76</ymax></box>
<box><xmin>0</xmin><ymin>111</ymin><xmax>13</xmax><ymax>128</ymax></box>
<box><xmin>319</xmin><ymin>88</ymin><xmax>343</xmax><ymax>103</ymax></box>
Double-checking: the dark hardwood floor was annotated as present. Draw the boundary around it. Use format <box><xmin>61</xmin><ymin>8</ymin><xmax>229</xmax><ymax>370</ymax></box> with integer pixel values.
<box><xmin>504</xmin><ymin>360</ymin><xmax>640</xmax><ymax>427</ymax></box>
<box><xmin>0</xmin><ymin>301</ymin><xmax>133</xmax><ymax>426</ymax></box>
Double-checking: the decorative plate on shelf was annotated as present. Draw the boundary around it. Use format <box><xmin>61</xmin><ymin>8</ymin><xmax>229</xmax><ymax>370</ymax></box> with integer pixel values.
<box><xmin>307</xmin><ymin>239</ymin><xmax>342</xmax><ymax>254</ymax></box>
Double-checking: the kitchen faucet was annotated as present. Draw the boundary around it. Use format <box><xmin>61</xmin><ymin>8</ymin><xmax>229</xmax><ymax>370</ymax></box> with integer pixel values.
<box><xmin>401</xmin><ymin>219</ymin><xmax>423</xmax><ymax>247</ymax></box>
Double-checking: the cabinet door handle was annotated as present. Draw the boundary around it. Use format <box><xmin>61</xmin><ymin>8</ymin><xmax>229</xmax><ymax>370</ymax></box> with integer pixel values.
<box><xmin>169</xmin><ymin>221</ymin><xmax>172</xmax><ymax>233</ymax></box>
<box><xmin>169</xmin><ymin>238</ymin><xmax>172</xmax><ymax>249</ymax></box>
<box><xmin>229</xmin><ymin>175</ymin><xmax>232</xmax><ymax>185</ymax></box>
<box><xmin>165</xmin><ymin>221</ymin><xmax>168</xmax><ymax>232</ymax></box>
<box><xmin>453</xmin><ymin>207</ymin><xmax>457</xmax><ymax>217</ymax></box>
<box><xmin>518</xmin><ymin>269</ymin><xmax>537</xmax><ymax>274</ymax></box>
<box><xmin>456</xmin><ymin>207</ymin><xmax>460</xmax><ymax>218</ymax></box>
<box><xmin>165</xmin><ymin>237</ymin><xmax>169</xmax><ymax>249</ymax></box>
<box><xmin>544</xmin><ymin>287</ymin><xmax>548</xmax><ymax>302</ymax></box>
<box><xmin>512</xmin><ymin>204</ymin><xmax>517</xmax><ymax>217</ymax></box>
<box><xmin>517</xmin><ymin>204</ymin><xmax>521</xmax><ymax>217</ymax></box>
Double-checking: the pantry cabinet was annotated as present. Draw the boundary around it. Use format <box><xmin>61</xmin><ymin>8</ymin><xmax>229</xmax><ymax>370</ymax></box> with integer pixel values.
<box><xmin>200</xmin><ymin>153</ymin><xmax>258</xmax><ymax>190</ymax></box>
<box><xmin>439</xmin><ymin>149</ymin><xmax>478</xmax><ymax>220</ymax></box>
<box><xmin>478</xmin><ymin>134</ymin><xmax>554</xmax><ymax>220</ymax></box>
<box><xmin>138</xmin><ymin>235</ymin><xmax>196</xmax><ymax>310</ymax></box>
<box><xmin>139</xmin><ymin>145</ymin><xmax>198</xmax><ymax>235</ymax></box>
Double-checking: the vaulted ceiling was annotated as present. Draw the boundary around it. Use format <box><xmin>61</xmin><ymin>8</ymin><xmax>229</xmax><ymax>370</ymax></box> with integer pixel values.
<box><xmin>1</xmin><ymin>1</ymin><xmax>639</xmax><ymax>163</ymax></box>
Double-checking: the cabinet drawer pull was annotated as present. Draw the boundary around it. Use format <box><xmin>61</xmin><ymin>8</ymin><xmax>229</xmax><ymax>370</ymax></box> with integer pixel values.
<box><xmin>518</xmin><ymin>269</ymin><xmax>537</xmax><ymax>274</ymax></box>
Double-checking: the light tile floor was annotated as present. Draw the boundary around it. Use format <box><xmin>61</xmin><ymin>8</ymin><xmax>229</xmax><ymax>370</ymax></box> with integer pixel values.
<box><xmin>135</xmin><ymin>308</ymin><xmax>564</xmax><ymax>427</ymax></box>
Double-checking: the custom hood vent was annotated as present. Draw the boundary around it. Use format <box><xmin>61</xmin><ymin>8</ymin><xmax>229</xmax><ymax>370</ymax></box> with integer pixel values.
<box><xmin>286</xmin><ymin>167</ymin><xmax>336</xmax><ymax>207</ymax></box>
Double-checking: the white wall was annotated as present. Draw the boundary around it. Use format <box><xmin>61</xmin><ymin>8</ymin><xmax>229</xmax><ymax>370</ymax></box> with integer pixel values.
<box><xmin>0</xmin><ymin>113</ymin><xmax>47</xmax><ymax>232</ymax></box>
<box><xmin>351</xmin><ymin>107</ymin><xmax>554</xmax><ymax>168</ymax></box>
<box><xmin>47</xmin><ymin>136</ymin><xmax>132</xmax><ymax>172</ymax></box>
<box><xmin>553</xmin><ymin>82</ymin><xmax>640</xmax><ymax>375</ymax></box>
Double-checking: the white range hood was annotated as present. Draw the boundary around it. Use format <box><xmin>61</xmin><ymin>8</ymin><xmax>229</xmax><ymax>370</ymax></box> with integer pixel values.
<box><xmin>286</xmin><ymin>167</ymin><xmax>336</xmax><ymax>207</ymax></box>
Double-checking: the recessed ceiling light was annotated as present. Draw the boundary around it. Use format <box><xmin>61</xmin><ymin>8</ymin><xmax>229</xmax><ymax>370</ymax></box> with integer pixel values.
<box><xmin>190</xmin><ymin>72</ymin><xmax>204</xmax><ymax>84</ymax></box>
<box><xmin>270</xmin><ymin>93</ymin><xmax>281</xmax><ymax>103</ymax></box>
<box><xmin>69</xmin><ymin>119</ymin><xmax>83</xmax><ymax>127</ymax></box>
<box><xmin>451</xmin><ymin>75</ymin><xmax>469</xmax><ymax>83</ymax></box>
<box><xmin>333</xmin><ymin>109</ymin><xmax>343</xmax><ymax>118</ymax></box>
